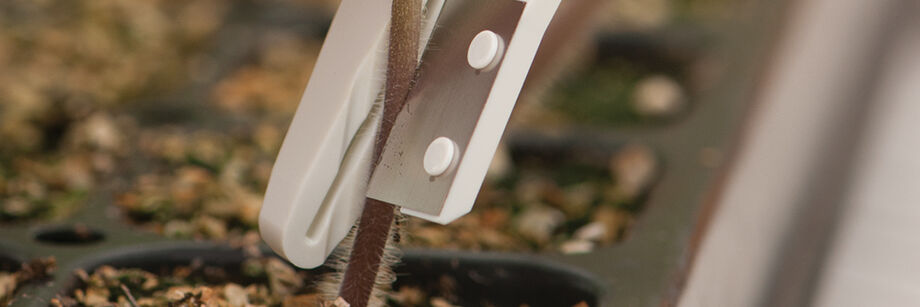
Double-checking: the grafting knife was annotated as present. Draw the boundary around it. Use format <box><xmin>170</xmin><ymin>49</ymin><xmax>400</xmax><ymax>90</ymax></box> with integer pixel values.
<box><xmin>259</xmin><ymin>0</ymin><xmax>561</xmax><ymax>268</ymax></box>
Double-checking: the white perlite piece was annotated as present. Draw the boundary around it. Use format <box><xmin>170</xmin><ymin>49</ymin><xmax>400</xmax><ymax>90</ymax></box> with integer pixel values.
<box><xmin>515</xmin><ymin>205</ymin><xmax>566</xmax><ymax>244</ymax></box>
<box><xmin>632</xmin><ymin>75</ymin><xmax>684</xmax><ymax>117</ymax></box>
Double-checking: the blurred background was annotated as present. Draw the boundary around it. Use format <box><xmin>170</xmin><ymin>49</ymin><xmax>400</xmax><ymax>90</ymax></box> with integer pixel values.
<box><xmin>3</xmin><ymin>0</ymin><xmax>915</xmax><ymax>306</ymax></box>
<box><xmin>0</xmin><ymin>0</ymin><xmax>743</xmax><ymax>251</ymax></box>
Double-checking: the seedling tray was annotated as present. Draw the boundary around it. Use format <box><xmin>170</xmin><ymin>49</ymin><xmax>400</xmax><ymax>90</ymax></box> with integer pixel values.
<box><xmin>0</xmin><ymin>0</ymin><xmax>787</xmax><ymax>305</ymax></box>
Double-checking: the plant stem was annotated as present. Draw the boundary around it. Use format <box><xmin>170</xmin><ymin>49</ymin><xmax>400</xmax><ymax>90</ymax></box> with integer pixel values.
<box><xmin>338</xmin><ymin>0</ymin><xmax>421</xmax><ymax>306</ymax></box>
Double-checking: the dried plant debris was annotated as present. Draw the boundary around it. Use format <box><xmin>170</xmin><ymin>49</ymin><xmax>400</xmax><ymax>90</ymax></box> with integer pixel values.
<box><xmin>211</xmin><ymin>32</ymin><xmax>321</xmax><ymax>118</ymax></box>
<box><xmin>0</xmin><ymin>0</ymin><xmax>316</xmax><ymax>228</ymax></box>
<box><xmin>62</xmin><ymin>259</ymin><xmax>423</xmax><ymax>307</ymax></box>
<box><xmin>115</xmin><ymin>122</ymin><xmax>653</xmax><ymax>250</ymax></box>
<box><xmin>0</xmin><ymin>0</ymin><xmax>230</xmax><ymax>135</ymax></box>
<box><xmin>0</xmin><ymin>257</ymin><xmax>57</xmax><ymax>305</ymax></box>
<box><xmin>63</xmin><ymin>258</ymin><xmax>589</xmax><ymax>307</ymax></box>
<box><xmin>59</xmin><ymin>257</ymin><xmax>317</xmax><ymax>307</ymax></box>
<box><xmin>112</xmin><ymin>17</ymin><xmax>320</xmax><ymax>240</ymax></box>
<box><xmin>403</xmin><ymin>143</ymin><xmax>657</xmax><ymax>254</ymax></box>
<box><xmin>0</xmin><ymin>111</ymin><xmax>134</xmax><ymax>223</ymax></box>
<box><xmin>0</xmin><ymin>0</ymin><xmax>232</xmax><ymax>223</ymax></box>
<box><xmin>117</xmin><ymin>111</ymin><xmax>655</xmax><ymax>252</ymax></box>
<box><xmin>116</xmin><ymin>127</ymin><xmax>278</xmax><ymax>240</ymax></box>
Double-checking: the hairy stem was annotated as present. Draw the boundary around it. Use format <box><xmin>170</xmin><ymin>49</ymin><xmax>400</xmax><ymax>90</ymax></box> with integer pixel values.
<box><xmin>338</xmin><ymin>0</ymin><xmax>421</xmax><ymax>306</ymax></box>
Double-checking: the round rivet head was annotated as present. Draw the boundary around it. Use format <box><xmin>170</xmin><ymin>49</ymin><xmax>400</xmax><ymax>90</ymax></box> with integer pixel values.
<box><xmin>424</xmin><ymin>137</ymin><xmax>458</xmax><ymax>177</ymax></box>
<box><xmin>467</xmin><ymin>30</ymin><xmax>503</xmax><ymax>70</ymax></box>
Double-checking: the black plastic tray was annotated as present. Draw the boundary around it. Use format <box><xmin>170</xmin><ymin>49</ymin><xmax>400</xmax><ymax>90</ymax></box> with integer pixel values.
<box><xmin>0</xmin><ymin>0</ymin><xmax>789</xmax><ymax>305</ymax></box>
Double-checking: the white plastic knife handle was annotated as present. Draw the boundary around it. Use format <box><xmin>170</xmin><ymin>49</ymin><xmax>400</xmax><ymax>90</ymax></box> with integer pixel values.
<box><xmin>258</xmin><ymin>0</ymin><xmax>389</xmax><ymax>269</ymax></box>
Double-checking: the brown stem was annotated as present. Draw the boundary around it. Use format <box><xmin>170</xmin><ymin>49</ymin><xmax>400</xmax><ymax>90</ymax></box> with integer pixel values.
<box><xmin>338</xmin><ymin>0</ymin><xmax>421</xmax><ymax>306</ymax></box>
<box><xmin>337</xmin><ymin>199</ymin><xmax>396</xmax><ymax>307</ymax></box>
<box><xmin>375</xmin><ymin>0</ymin><xmax>422</xmax><ymax>164</ymax></box>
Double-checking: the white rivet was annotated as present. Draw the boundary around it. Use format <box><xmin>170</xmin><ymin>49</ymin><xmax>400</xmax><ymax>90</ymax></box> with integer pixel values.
<box><xmin>424</xmin><ymin>137</ymin><xmax>458</xmax><ymax>177</ymax></box>
<box><xmin>467</xmin><ymin>30</ymin><xmax>503</xmax><ymax>70</ymax></box>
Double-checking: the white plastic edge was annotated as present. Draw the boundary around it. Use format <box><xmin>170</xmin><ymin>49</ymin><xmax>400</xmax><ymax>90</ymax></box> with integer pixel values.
<box><xmin>401</xmin><ymin>0</ymin><xmax>562</xmax><ymax>224</ymax></box>
<box><xmin>259</xmin><ymin>0</ymin><xmax>390</xmax><ymax>269</ymax></box>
